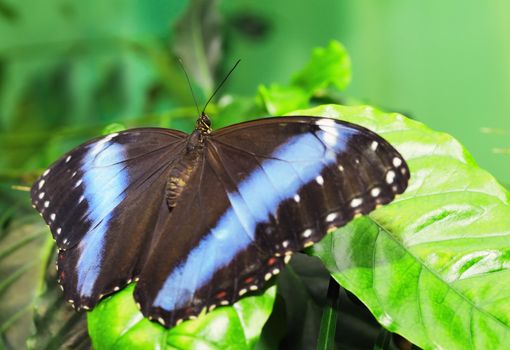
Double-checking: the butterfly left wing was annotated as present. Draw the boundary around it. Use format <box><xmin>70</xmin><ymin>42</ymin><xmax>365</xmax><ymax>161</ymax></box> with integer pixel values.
<box><xmin>134</xmin><ymin>116</ymin><xmax>409</xmax><ymax>328</ymax></box>
<box><xmin>30</xmin><ymin>129</ymin><xmax>187</xmax><ymax>310</ymax></box>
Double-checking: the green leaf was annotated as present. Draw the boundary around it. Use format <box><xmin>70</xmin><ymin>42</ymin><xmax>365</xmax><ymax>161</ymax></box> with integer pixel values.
<box><xmin>288</xmin><ymin>104</ymin><xmax>510</xmax><ymax>349</ymax></box>
<box><xmin>291</xmin><ymin>41</ymin><xmax>351</xmax><ymax>95</ymax></box>
<box><xmin>316</xmin><ymin>284</ymin><xmax>338</xmax><ymax>350</ymax></box>
<box><xmin>257</xmin><ymin>84</ymin><xmax>309</xmax><ymax>115</ymax></box>
<box><xmin>88</xmin><ymin>284</ymin><xmax>276</xmax><ymax>350</ymax></box>
<box><xmin>101</xmin><ymin>123</ymin><xmax>126</xmax><ymax>136</ymax></box>
<box><xmin>257</xmin><ymin>41</ymin><xmax>352</xmax><ymax>116</ymax></box>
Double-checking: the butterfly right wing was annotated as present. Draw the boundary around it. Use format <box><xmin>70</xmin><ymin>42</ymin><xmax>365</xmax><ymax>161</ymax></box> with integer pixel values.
<box><xmin>31</xmin><ymin>128</ymin><xmax>187</xmax><ymax>309</ymax></box>
<box><xmin>133</xmin><ymin>116</ymin><xmax>409</xmax><ymax>328</ymax></box>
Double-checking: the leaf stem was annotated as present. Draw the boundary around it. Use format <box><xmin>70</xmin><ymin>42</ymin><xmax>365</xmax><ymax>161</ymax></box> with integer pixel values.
<box><xmin>316</xmin><ymin>276</ymin><xmax>340</xmax><ymax>350</ymax></box>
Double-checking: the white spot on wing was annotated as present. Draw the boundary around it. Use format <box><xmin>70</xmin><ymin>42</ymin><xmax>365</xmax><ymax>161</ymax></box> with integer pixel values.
<box><xmin>50</xmin><ymin>213</ymin><xmax>56</xmax><ymax>221</ymax></box>
<box><xmin>38</xmin><ymin>179</ymin><xmax>45</xmax><ymax>189</ymax></box>
<box><xmin>326</xmin><ymin>213</ymin><xmax>338</xmax><ymax>222</ymax></box>
<box><xmin>393</xmin><ymin>157</ymin><xmax>402</xmax><ymax>167</ymax></box>
<box><xmin>56</xmin><ymin>227</ymin><xmax>62</xmax><ymax>235</ymax></box>
<box><xmin>44</xmin><ymin>201</ymin><xmax>49</xmax><ymax>208</ymax></box>
<box><xmin>386</xmin><ymin>170</ymin><xmax>396</xmax><ymax>184</ymax></box>
<box><xmin>315</xmin><ymin>175</ymin><xmax>324</xmax><ymax>185</ymax></box>
<box><xmin>43</xmin><ymin>169</ymin><xmax>50</xmax><ymax>177</ymax></box>
<box><xmin>350</xmin><ymin>198</ymin><xmax>363</xmax><ymax>208</ymax></box>
<box><xmin>74</xmin><ymin>179</ymin><xmax>83</xmax><ymax>188</ymax></box>
<box><xmin>371</xmin><ymin>187</ymin><xmax>381</xmax><ymax>197</ymax></box>
<box><xmin>293</xmin><ymin>194</ymin><xmax>300</xmax><ymax>203</ymax></box>
<box><xmin>38</xmin><ymin>192</ymin><xmax>45</xmax><ymax>199</ymax></box>
<box><xmin>239</xmin><ymin>288</ymin><xmax>247</xmax><ymax>296</ymax></box>
<box><xmin>302</xmin><ymin>229</ymin><xmax>312</xmax><ymax>238</ymax></box>
<box><xmin>371</xmin><ymin>141</ymin><xmax>379</xmax><ymax>151</ymax></box>
<box><xmin>65</xmin><ymin>155</ymin><xmax>72</xmax><ymax>163</ymax></box>
<box><xmin>282</xmin><ymin>240</ymin><xmax>290</xmax><ymax>248</ymax></box>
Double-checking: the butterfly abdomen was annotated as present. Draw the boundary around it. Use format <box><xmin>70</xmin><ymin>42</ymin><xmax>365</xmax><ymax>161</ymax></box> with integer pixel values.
<box><xmin>165</xmin><ymin>144</ymin><xmax>202</xmax><ymax>209</ymax></box>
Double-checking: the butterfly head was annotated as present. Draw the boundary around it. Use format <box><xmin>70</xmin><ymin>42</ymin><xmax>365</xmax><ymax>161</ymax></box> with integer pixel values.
<box><xmin>196</xmin><ymin>112</ymin><xmax>212</xmax><ymax>135</ymax></box>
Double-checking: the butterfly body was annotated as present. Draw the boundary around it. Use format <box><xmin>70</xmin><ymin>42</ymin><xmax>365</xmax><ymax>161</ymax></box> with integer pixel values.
<box><xmin>31</xmin><ymin>115</ymin><xmax>409</xmax><ymax>328</ymax></box>
<box><xmin>166</xmin><ymin>137</ymin><xmax>203</xmax><ymax>209</ymax></box>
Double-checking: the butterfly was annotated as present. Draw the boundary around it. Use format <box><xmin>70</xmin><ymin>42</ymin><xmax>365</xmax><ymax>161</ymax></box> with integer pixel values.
<box><xmin>30</xmin><ymin>112</ymin><xmax>409</xmax><ymax>328</ymax></box>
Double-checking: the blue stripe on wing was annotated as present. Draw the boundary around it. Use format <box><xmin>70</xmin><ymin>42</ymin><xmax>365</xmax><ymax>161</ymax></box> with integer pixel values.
<box><xmin>75</xmin><ymin>141</ymin><xmax>129</xmax><ymax>297</ymax></box>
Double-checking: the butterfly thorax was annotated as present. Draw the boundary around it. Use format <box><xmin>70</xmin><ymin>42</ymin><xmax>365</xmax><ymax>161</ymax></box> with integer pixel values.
<box><xmin>165</xmin><ymin>130</ymin><xmax>205</xmax><ymax>210</ymax></box>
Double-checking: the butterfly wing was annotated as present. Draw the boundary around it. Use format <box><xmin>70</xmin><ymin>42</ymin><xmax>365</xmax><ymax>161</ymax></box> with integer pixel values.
<box><xmin>31</xmin><ymin>128</ymin><xmax>187</xmax><ymax>309</ymax></box>
<box><xmin>134</xmin><ymin>116</ymin><xmax>409</xmax><ymax>327</ymax></box>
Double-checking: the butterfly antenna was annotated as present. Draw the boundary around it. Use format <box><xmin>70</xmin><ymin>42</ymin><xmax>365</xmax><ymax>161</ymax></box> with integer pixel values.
<box><xmin>177</xmin><ymin>57</ymin><xmax>201</xmax><ymax>117</ymax></box>
<box><xmin>201</xmin><ymin>59</ymin><xmax>241</xmax><ymax>114</ymax></box>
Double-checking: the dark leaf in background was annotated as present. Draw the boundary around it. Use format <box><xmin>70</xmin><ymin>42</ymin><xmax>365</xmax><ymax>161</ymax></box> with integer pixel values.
<box><xmin>260</xmin><ymin>254</ymin><xmax>405</xmax><ymax>350</ymax></box>
<box><xmin>0</xmin><ymin>1</ymin><xmax>17</xmax><ymax>22</ymax></box>
<box><xmin>27</xmin><ymin>245</ymin><xmax>90</xmax><ymax>350</ymax></box>
<box><xmin>174</xmin><ymin>0</ymin><xmax>223</xmax><ymax>97</ymax></box>
<box><xmin>0</xmin><ymin>216</ymin><xmax>56</xmax><ymax>349</ymax></box>
<box><xmin>228</xmin><ymin>11</ymin><xmax>271</xmax><ymax>41</ymax></box>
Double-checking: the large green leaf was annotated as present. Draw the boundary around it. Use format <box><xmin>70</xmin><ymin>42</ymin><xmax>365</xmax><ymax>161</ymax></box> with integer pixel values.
<box><xmin>289</xmin><ymin>105</ymin><xmax>510</xmax><ymax>349</ymax></box>
<box><xmin>88</xmin><ymin>284</ymin><xmax>276</xmax><ymax>349</ymax></box>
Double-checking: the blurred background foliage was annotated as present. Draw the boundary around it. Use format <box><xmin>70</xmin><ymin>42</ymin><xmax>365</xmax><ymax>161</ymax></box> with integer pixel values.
<box><xmin>0</xmin><ymin>0</ymin><xmax>508</xmax><ymax>349</ymax></box>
